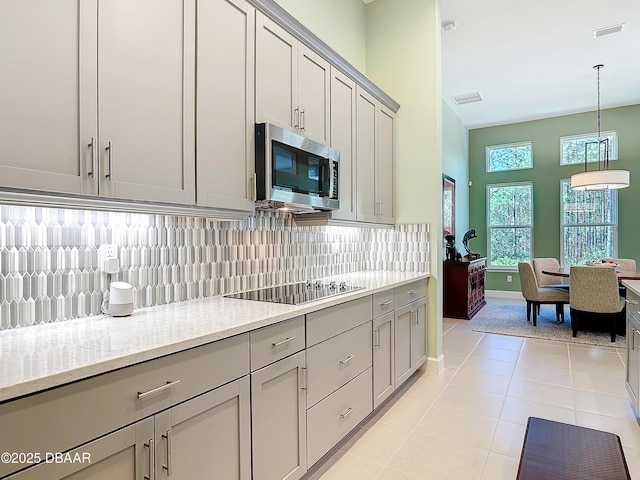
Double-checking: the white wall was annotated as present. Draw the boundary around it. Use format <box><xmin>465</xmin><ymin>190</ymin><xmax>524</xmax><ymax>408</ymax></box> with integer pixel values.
<box><xmin>273</xmin><ymin>0</ymin><xmax>367</xmax><ymax>72</ymax></box>
<box><xmin>442</xmin><ymin>101</ymin><xmax>469</xmax><ymax>252</ymax></box>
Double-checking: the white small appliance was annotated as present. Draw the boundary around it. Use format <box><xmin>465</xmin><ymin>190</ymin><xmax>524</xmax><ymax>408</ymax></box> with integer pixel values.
<box><xmin>103</xmin><ymin>281</ymin><xmax>134</xmax><ymax>317</ymax></box>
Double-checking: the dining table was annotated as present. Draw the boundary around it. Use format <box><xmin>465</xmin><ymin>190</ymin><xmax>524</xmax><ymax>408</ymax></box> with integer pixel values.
<box><xmin>541</xmin><ymin>266</ymin><xmax>640</xmax><ymax>281</ymax></box>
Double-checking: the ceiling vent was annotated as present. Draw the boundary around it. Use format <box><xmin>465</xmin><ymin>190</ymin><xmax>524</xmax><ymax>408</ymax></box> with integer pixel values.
<box><xmin>593</xmin><ymin>23</ymin><xmax>625</xmax><ymax>38</ymax></box>
<box><xmin>452</xmin><ymin>92</ymin><xmax>483</xmax><ymax>105</ymax></box>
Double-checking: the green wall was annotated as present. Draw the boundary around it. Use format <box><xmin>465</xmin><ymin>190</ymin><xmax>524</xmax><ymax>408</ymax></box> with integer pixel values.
<box><xmin>468</xmin><ymin>104</ymin><xmax>640</xmax><ymax>291</ymax></box>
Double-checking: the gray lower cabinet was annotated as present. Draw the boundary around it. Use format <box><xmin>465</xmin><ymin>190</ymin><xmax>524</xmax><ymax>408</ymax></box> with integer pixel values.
<box><xmin>626</xmin><ymin>290</ymin><xmax>640</xmax><ymax>413</ymax></box>
<box><xmin>251</xmin><ymin>351</ymin><xmax>307</xmax><ymax>480</ymax></box>
<box><xmin>394</xmin><ymin>296</ymin><xmax>427</xmax><ymax>386</ymax></box>
<box><xmin>373</xmin><ymin>311</ymin><xmax>395</xmax><ymax>408</ymax></box>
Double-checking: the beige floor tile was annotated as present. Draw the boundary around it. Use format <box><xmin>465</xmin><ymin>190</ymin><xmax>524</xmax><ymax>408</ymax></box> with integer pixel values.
<box><xmin>443</xmin><ymin>351</ymin><xmax>469</xmax><ymax>369</ymax></box>
<box><xmin>378</xmin><ymin>396</ymin><xmax>432</xmax><ymax>430</ymax></box>
<box><xmin>574</xmin><ymin>411</ymin><xmax>640</xmax><ymax>451</ymax></box>
<box><xmin>511</xmin><ymin>363</ymin><xmax>572</xmax><ymax>387</ymax></box>
<box><xmin>516</xmin><ymin>350</ymin><xmax>571</xmax><ymax>371</ymax></box>
<box><xmin>476</xmin><ymin>333</ymin><xmax>523</xmax><ymax>351</ymax></box>
<box><xmin>481</xmin><ymin>452</ymin><xmax>520</xmax><ymax>480</ymax></box>
<box><xmin>375</xmin><ymin>468</ymin><xmax>424</xmax><ymax>480</ymax></box>
<box><xmin>388</xmin><ymin>432</ymin><xmax>489</xmax><ymax>480</ymax></box>
<box><xmin>573</xmin><ymin>389</ymin><xmax>639</xmax><ymax>419</ymax></box>
<box><xmin>500</xmin><ymin>396</ymin><xmax>576</xmax><ymax>425</ymax></box>
<box><xmin>520</xmin><ymin>337</ymin><xmax>568</xmax><ymax>356</ymax></box>
<box><xmin>401</xmin><ymin>372</ymin><xmax>452</xmax><ymax>404</ymax></box>
<box><xmin>444</xmin><ymin>340</ymin><xmax>477</xmax><ymax>356</ymax></box>
<box><xmin>458</xmin><ymin>356</ymin><xmax>516</xmax><ymax>377</ymax></box>
<box><xmin>443</xmin><ymin>330</ymin><xmax>485</xmax><ymax>346</ymax></box>
<box><xmin>569</xmin><ymin>346</ymin><xmax>626</xmax><ymax>375</ymax></box>
<box><xmin>507</xmin><ymin>378</ymin><xmax>574</xmax><ymax>409</ymax></box>
<box><xmin>469</xmin><ymin>344</ymin><xmax>520</xmax><ymax>363</ymax></box>
<box><xmin>571</xmin><ymin>371</ymin><xmax>629</xmax><ymax>397</ymax></box>
<box><xmin>318</xmin><ymin>452</ymin><xmax>385</xmax><ymax>480</ymax></box>
<box><xmin>490</xmin><ymin>420</ymin><xmax>527</xmax><ymax>458</ymax></box>
<box><xmin>433</xmin><ymin>385</ymin><xmax>505</xmax><ymax>419</ymax></box>
<box><xmin>346</xmin><ymin>421</ymin><xmax>411</xmax><ymax>465</ymax></box>
<box><xmin>622</xmin><ymin>447</ymin><xmax>640</xmax><ymax>480</ymax></box>
<box><xmin>447</xmin><ymin>368</ymin><xmax>511</xmax><ymax>395</ymax></box>
<box><xmin>414</xmin><ymin>404</ymin><xmax>498</xmax><ymax>450</ymax></box>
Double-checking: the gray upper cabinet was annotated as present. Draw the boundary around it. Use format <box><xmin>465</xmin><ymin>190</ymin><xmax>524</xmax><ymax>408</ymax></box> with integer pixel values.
<box><xmin>196</xmin><ymin>0</ymin><xmax>255</xmax><ymax>212</ymax></box>
<box><xmin>97</xmin><ymin>0</ymin><xmax>196</xmax><ymax>205</ymax></box>
<box><xmin>0</xmin><ymin>0</ymin><xmax>97</xmax><ymax>196</ymax></box>
<box><xmin>255</xmin><ymin>13</ymin><xmax>330</xmax><ymax>144</ymax></box>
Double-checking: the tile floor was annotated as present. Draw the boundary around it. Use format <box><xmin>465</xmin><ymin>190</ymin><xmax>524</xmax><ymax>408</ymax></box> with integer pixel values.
<box><xmin>308</xmin><ymin>299</ymin><xmax>640</xmax><ymax>480</ymax></box>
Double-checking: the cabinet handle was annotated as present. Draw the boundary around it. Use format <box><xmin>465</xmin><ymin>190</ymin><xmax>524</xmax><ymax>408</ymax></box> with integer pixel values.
<box><xmin>340</xmin><ymin>406</ymin><xmax>356</xmax><ymax>419</ymax></box>
<box><xmin>105</xmin><ymin>141</ymin><xmax>113</xmax><ymax>180</ymax></box>
<box><xmin>272</xmin><ymin>336</ymin><xmax>296</xmax><ymax>347</ymax></box>
<box><xmin>87</xmin><ymin>137</ymin><xmax>96</xmax><ymax>178</ymax></box>
<box><xmin>374</xmin><ymin>328</ymin><xmax>380</xmax><ymax>348</ymax></box>
<box><xmin>294</xmin><ymin>107</ymin><xmax>300</xmax><ymax>129</ymax></box>
<box><xmin>409</xmin><ymin>289</ymin><xmax>419</xmax><ymax>296</ymax></box>
<box><xmin>144</xmin><ymin>438</ymin><xmax>154</xmax><ymax>480</ymax></box>
<box><xmin>379</xmin><ymin>201</ymin><xmax>383</xmax><ymax>216</ymax></box>
<box><xmin>632</xmin><ymin>328</ymin><xmax>640</xmax><ymax>350</ymax></box>
<box><xmin>137</xmin><ymin>379</ymin><xmax>181</xmax><ymax>400</ymax></box>
<box><xmin>248</xmin><ymin>175</ymin><xmax>256</xmax><ymax>201</ymax></box>
<box><xmin>624</xmin><ymin>298</ymin><xmax>639</xmax><ymax>305</ymax></box>
<box><xmin>380</xmin><ymin>300</ymin><xmax>393</xmax><ymax>307</ymax></box>
<box><xmin>162</xmin><ymin>429</ymin><xmax>172</xmax><ymax>476</ymax></box>
<box><xmin>300</xmin><ymin>367</ymin><xmax>307</xmax><ymax>391</ymax></box>
<box><xmin>339</xmin><ymin>354</ymin><xmax>356</xmax><ymax>365</ymax></box>
<box><xmin>300</xmin><ymin>108</ymin><xmax>305</xmax><ymax>131</ymax></box>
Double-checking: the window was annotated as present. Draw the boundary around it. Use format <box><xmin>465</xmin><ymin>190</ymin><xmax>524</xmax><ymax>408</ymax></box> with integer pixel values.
<box><xmin>560</xmin><ymin>131</ymin><xmax>617</xmax><ymax>165</ymax></box>
<box><xmin>487</xmin><ymin>182</ymin><xmax>533</xmax><ymax>268</ymax></box>
<box><xmin>486</xmin><ymin>141</ymin><xmax>533</xmax><ymax>172</ymax></box>
<box><xmin>561</xmin><ymin>179</ymin><xmax>617</xmax><ymax>266</ymax></box>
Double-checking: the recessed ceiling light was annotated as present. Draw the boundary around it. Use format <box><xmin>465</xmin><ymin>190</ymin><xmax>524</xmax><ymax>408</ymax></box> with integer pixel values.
<box><xmin>452</xmin><ymin>92</ymin><xmax>483</xmax><ymax>105</ymax></box>
<box><xmin>442</xmin><ymin>20</ymin><xmax>457</xmax><ymax>32</ymax></box>
<box><xmin>593</xmin><ymin>23</ymin><xmax>625</xmax><ymax>38</ymax></box>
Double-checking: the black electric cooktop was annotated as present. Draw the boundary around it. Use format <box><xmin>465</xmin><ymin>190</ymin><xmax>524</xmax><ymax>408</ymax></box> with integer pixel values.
<box><xmin>225</xmin><ymin>281</ymin><xmax>363</xmax><ymax>305</ymax></box>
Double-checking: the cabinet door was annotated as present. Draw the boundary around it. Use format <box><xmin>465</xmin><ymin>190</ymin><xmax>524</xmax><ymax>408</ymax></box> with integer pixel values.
<box><xmin>0</xmin><ymin>0</ymin><xmax>97</xmax><ymax>196</ymax></box>
<box><xmin>376</xmin><ymin>105</ymin><xmax>395</xmax><ymax>224</ymax></box>
<box><xmin>394</xmin><ymin>303</ymin><xmax>413</xmax><ymax>386</ymax></box>
<box><xmin>98</xmin><ymin>0</ymin><xmax>196</xmax><ymax>204</ymax></box>
<box><xmin>255</xmin><ymin>13</ymin><xmax>297</xmax><ymax>130</ymax></box>
<box><xmin>9</xmin><ymin>419</ymin><xmax>153</xmax><ymax>480</ymax></box>
<box><xmin>330</xmin><ymin>68</ymin><xmax>357</xmax><ymax>221</ymax></box>
<box><xmin>355</xmin><ymin>87</ymin><xmax>377</xmax><ymax>223</ymax></box>
<box><xmin>196</xmin><ymin>0</ymin><xmax>255</xmax><ymax>212</ymax></box>
<box><xmin>155</xmin><ymin>376</ymin><xmax>251</xmax><ymax>480</ymax></box>
<box><xmin>411</xmin><ymin>297</ymin><xmax>427</xmax><ymax>371</ymax></box>
<box><xmin>373</xmin><ymin>311</ymin><xmax>394</xmax><ymax>408</ymax></box>
<box><xmin>251</xmin><ymin>351</ymin><xmax>306</xmax><ymax>480</ymax></box>
<box><xmin>297</xmin><ymin>44</ymin><xmax>330</xmax><ymax>143</ymax></box>
<box><xmin>627</xmin><ymin>311</ymin><xmax>640</xmax><ymax>409</ymax></box>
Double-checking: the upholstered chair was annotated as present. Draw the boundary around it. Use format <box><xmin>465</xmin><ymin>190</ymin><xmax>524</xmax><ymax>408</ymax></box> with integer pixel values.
<box><xmin>518</xmin><ymin>262</ymin><xmax>570</xmax><ymax>326</ymax></box>
<box><xmin>569</xmin><ymin>266</ymin><xmax>625</xmax><ymax>342</ymax></box>
<box><xmin>602</xmin><ymin>258</ymin><xmax>636</xmax><ymax>270</ymax></box>
<box><xmin>532</xmin><ymin>258</ymin><xmax>569</xmax><ymax>290</ymax></box>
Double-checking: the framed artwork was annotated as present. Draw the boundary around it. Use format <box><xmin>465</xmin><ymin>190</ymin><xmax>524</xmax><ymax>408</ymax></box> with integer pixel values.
<box><xmin>443</xmin><ymin>175</ymin><xmax>455</xmax><ymax>238</ymax></box>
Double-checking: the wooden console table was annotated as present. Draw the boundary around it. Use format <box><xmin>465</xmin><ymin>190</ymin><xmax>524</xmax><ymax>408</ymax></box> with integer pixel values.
<box><xmin>443</xmin><ymin>257</ymin><xmax>486</xmax><ymax>320</ymax></box>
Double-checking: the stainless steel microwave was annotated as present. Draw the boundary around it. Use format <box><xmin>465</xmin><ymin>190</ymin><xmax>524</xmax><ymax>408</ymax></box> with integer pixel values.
<box><xmin>255</xmin><ymin>123</ymin><xmax>339</xmax><ymax>212</ymax></box>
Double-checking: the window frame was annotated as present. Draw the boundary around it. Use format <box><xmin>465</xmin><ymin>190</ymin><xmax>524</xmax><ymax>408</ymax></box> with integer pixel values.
<box><xmin>486</xmin><ymin>181</ymin><xmax>534</xmax><ymax>271</ymax></box>
<box><xmin>559</xmin><ymin>178</ymin><xmax>618</xmax><ymax>267</ymax></box>
<box><xmin>485</xmin><ymin>141</ymin><xmax>533</xmax><ymax>173</ymax></box>
<box><xmin>559</xmin><ymin>131</ymin><xmax>618</xmax><ymax>166</ymax></box>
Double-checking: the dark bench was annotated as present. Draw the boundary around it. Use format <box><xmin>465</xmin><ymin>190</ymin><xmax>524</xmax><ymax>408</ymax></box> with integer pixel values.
<box><xmin>517</xmin><ymin>417</ymin><xmax>631</xmax><ymax>480</ymax></box>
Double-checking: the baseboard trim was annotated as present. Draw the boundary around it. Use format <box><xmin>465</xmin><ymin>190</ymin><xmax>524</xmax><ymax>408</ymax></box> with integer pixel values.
<box><xmin>486</xmin><ymin>289</ymin><xmax>524</xmax><ymax>300</ymax></box>
<box><xmin>427</xmin><ymin>355</ymin><xmax>444</xmax><ymax>374</ymax></box>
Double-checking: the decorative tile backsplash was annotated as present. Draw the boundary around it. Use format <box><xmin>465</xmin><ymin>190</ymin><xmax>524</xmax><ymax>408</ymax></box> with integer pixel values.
<box><xmin>0</xmin><ymin>205</ymin><xmax>429</xmax><ymax>329</ymax></box>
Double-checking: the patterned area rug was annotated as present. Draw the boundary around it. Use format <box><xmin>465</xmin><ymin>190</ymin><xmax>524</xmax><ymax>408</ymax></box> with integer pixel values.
<box><xmin>470</xmin><ymin>302</ymin><xmax>626</xmax><ymax>348</ymax></box>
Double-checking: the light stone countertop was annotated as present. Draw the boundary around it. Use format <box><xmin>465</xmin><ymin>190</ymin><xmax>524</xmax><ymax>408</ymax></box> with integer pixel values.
<box><xmin>0</xmin><ymin>270</ymin><xmax>429</xmax><ymax>403</ymax></box>
<box><xmin>622</xmin><ymin>280</ymin><xmax>640</xmax><ymax>298</ymax></box>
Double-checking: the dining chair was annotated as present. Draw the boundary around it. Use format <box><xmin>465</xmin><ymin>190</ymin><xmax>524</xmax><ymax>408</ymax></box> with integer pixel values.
<box><xmin>569</xmin><ymin>266</ymin><xmax>625</xmax><ymax>342</ymax></box>
<box><xmin>532</xmin><ymin>258</ymin><xmax>570</xmax><ymax>290</ymax></box>
<box><xmin>518</xmin><ymin>262</ymin><xmax>570</xmax><ymax>326</ymax></box>
<box><xmin>602</xmin><ymin>258</ymin><xmax>636</xmax><ymax>270</ymax></box>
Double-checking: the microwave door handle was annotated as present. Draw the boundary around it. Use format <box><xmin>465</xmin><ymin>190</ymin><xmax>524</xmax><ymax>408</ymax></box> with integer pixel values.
<box><xmin>328</xmin><ymin>159</ymin><xmax>336</xmax><ymax>199</ymax></box>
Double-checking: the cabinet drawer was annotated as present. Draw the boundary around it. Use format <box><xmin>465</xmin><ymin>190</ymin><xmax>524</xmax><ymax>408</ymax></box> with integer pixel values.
<box><xmin>394</xmin><ymin>279</ymin><xmax>427</xmax><ymax>308</ymax></box>
<box><xmin>372</xmin><ymin>290</ymin><xmax>395</xmax><ymax>318</ymax></box>
<box><xmin>307</xmin><ymin>368</ymin><xmax>372</xmax><ymax>467</ymax></box>
<box><xmin>0</xmin><ymin>333</ymin><xmax>249</xmax><ymax>478</ymax></box>
<box><xmin>250</xmin><ymin>316</ymin><xmax>305</xmax><ymax>371</ymax></box>
<box><xmin>306</xmin><ymin>322</ymin><xmax>372</xmax><ymax>407</ymax></box>
<box><xmin>306</xmin><ymin>296</ymin><xmax>372</xmax><ymax>346</ymax></box>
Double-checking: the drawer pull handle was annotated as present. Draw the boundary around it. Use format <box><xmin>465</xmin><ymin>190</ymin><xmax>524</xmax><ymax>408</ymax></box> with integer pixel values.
<box><xmin>380</xmin><ymin>300</ymin><xmax>393</xmax><ymax>306</ymax></box>
<box><xmin>144</xmin><ymin>438</ymin><xmax>154</xmax><ymax>480</ymax></box>
<box><xmin>137</xmin><ymin>380</ymin><xmax>181</xmax><ymax>400</ymax></box>
<box><xmin>340</xmin><ymin>406</ymin><xmax>356</xmax><ymax>419</ymax></box>
<box><xmin>624</xmin><ymin>298</ymin><xmax>639</xmax><ymax>305</ymax></box>
<box><xmin>374</xmin><ymin>328</ymin><xmax>380</xmax><ymax>348</ymax></box>
<box><xmin>339</xmin><ymin>354</ymin><xmax>356</xmax><ymax>365</ymax></box>
<box><xmin>409</xmin><ymin>289</ymin><xmax>419</xmax><ymax>295</ymax></box>
<box><xmin>272</xmin><ymin>336</ymin><xmax>296</xmax><ymax>347</ymax></box>
<box><xmin>162</xmin><ymin>430</ymin><xmax>172</xmax><ymax>476</ymax></box>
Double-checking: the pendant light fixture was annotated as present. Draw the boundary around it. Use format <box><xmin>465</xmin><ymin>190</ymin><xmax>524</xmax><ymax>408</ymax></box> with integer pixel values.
<box><xmin>570</xmin><ymin>64</ymin><xmax>630</xmax><ymax>190</ymax></box>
